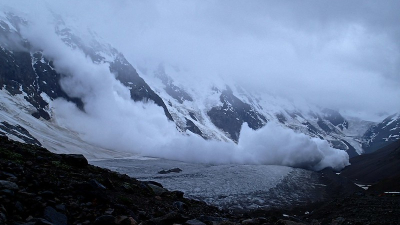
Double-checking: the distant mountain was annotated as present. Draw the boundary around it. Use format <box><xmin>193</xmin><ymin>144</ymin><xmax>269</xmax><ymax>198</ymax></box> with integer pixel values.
<box><xmin>149</xmin><ymin>66</ymin><xmax>371</xmax><ymax>157</ymax></box>
<box><xmin>362</xmin><ymin>113</ymin><xmax>400</xmax><ymax>154</ymax></box>
<box><xmin>0</xmin><ymin>13</ymin><xmax>172</xmax><ymax>122</ymax></box>
<box><xmin>0</xmin><ymin>12</ymin><xmax>398</xmax><ymax>159</ymax></box>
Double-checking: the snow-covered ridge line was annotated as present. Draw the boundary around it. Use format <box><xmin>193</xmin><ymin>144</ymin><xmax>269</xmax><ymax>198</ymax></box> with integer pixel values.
<box><xmin>0</xmin><ymin>9</ymin><xmax>398</xmax><ymax>170</ymax></box>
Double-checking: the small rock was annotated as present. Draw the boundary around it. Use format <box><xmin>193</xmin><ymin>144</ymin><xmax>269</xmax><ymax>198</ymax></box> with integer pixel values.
<box><xmin>44</xmin><ymin>206</ymin><xmax>67</xmax><ymax>225</ymax></box>
<box><xmin>198</xmin><ymin>215</ymin><xmax>228</xmax><ymax>224</ymax></box>
<box><xmin>115</xmin><ymin>216</ymin><xmax>137</xmax><ymax>225</ymax></box>
<box><xmin>145</xmin><ymin>181</ymin><xmax>163</xmax><ymax>188</ymax></box>
<box><xmin>185</xmin><ymin>219</ymin><xmax>206</xmax><ymax>225</ymax></box>
<box><xmin>0</xmin><ymin>172</ymin><xmax>17</xmax><ymax>181</ymax></box>
<box><xmin>105</xmin><ymin>208</ymin><xmax>114</xmax><ymax>214</ymax></box>
<box><xmin>40</xmin><ymin>191</ymin><xmax>55</xmax><ymax>198</ymax></box>
<box><xmin>60</xmin><ymin>154</ymin><xmax>88</xmax><ymax>168</ymax></box>
<box><xmin>158</xmin><ymin>168</ymin><xmax>182</xmax><ymax>174</ymax></box>
<box><xmin>93</xmin><ymin>215</ymin><xmax>116</xmax><ymax>225</ymax></box>
<box><xmin>171</xmin><ymin>191</ymin><xmax>184</xmax><ymax>199</ymax></box>
<box><xmin>276</xmin><ymin>219</ymin><xmax>307</xmax><ymax>225</ymax></box>
<box><xmin>29</xmin><ymin>218</ymin><xmax>55</xmax><ymax>225</ymax></box>
<box><xmin>89</xmin><ymin>179</ymin><xmax>107</xmax><ymax>190</ymax></box>
<box><xmin>331</xmin><ymin>217</ymin><xmax>346</xmax><ymax>225</ymax></box>
<box><xmin>15</xmin><ymin>201</ymin><xmax>24</xmax><ymax>212</ymax></box>
<box><xmin>173</xmin><ymin>201</ymin><xmax>188</xmax><ymax>212</ymax></box>
<box><xmin>241</xmin><ymin>219</ymin><xmax>257</xmax><ymax>225</ymax></box>
<box><xmin>147</xmin><ymin>184</ymin><xmax>167</xmax><ymax>196</ymax></box>
<box><xmin>150</xmin><ymin>212</ymin><xmax>187</xmax><ymax>225</ymax></box>
<box><xmin>19</xmin><ymin>191</ymin><xmax>36</xmax><ymax>197</ymax></box>
<box><xmin>0</xmin><ymin>180</ymin><xmax>18</xmax><ymax>190</ymax></box>
<box><xmin>1</xmin><ymin>189</ymin><xmax>14</xmax><ymax>196</ymax></box>
<box><xmin>0</xmin><ymin>213</ymin><xmax>6</xmax><ymax>224</ymax></box>
<box><xmin>55</xmin><ymin>204</ymin><xmax>66</xmax><ymax>212</ymax></box>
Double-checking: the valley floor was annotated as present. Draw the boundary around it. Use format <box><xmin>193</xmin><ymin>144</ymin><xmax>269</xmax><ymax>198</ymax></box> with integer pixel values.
<box><xmin>1</xmin><ymin>137</ymin><xmax>400</xmax><ymax>225</ymax></box>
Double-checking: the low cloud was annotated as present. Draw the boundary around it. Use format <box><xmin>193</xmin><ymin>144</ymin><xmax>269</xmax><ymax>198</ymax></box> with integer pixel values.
<box><xmin>40</xmin><ymin>35</ymin><xmax>348</xmax><ymax>171</ymax></box>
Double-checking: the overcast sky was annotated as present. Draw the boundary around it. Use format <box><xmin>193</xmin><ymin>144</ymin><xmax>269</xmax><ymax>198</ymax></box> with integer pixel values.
<box><xmin>3</xmin><ymin>0</ymin><xmax>400</xmax><ymax>119</ymax></box>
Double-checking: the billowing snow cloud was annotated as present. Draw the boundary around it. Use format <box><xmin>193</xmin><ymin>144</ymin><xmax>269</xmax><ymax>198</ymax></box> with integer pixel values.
<box><xmin>21</xmin><ymin>25</ymin><xmax>348</xmax><ymax>170</ymax></box>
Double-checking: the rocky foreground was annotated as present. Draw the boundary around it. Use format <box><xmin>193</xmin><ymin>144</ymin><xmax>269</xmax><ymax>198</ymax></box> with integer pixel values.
<box><xmin>1</xmin><ymin>136</ymin><xmax>400</xmax><ymax>225</ymax></box>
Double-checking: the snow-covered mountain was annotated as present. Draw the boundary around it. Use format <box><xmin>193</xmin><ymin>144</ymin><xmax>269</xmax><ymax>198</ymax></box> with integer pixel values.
<box><xmin>146</xmin><ymin>65</ymin><xmax>377</xmax><ymax>157</ymax></box>
<box><xmin>0</xmin><ymin>12</ymin><xmax>397</xmax><ymax>164</ymax></box>
<box><xmin>362</xmin><ymin>113</ymin><xmax>400</xmax><ymax>154</ymax></box>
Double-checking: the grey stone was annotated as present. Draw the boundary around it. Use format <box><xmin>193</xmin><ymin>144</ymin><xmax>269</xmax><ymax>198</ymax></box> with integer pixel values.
<box><xmin>0</xmin><ymin>180</ymin><xmax>18</xmax><ymax>190</ymax></box>
<box><xmin>173</xmin><ymin>201</ymin><xmax>188</xmax><ymax>211</ymax></box>
<box><xmin>30</xmin><ymin>218</ymin><xmax>55</xmax><ymax>225</ymax></box>
<box><xmin>150</xmin><ymin>212</ymin><xmax>187</xmax><ymax>224</ymax></box>
<box><xmin>185</xmin><ymin>219</ymin><xmax>206</xmax><ymax>225</ymax></box>
<box><xmin>147</xmin><ymin>184</ymin><xmax>167</xmax><ymax>196</ymax></box>
<box><xmin>93</xmin><ymin>215</ymin><xmax>116</xmax><ymax>225</ymax></box>
<box><xmin>60</xmin><ymin>154</ymin><xmax>88</xmax><ymax>168</ymax></box>
<box><xmin>89</xmin><ymin>179</ymin><xmax>106</xmax><ymax>190</ymax></box>
<box><xmin>44</xmin><ymin>206</ymin><xmax>67</xmax><ymax>225</ymax></box>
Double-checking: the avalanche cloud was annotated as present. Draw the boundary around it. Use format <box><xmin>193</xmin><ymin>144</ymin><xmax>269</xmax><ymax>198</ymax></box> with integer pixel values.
<box><xmin>43</xmin><ymin>39</ymin><xmax>348</xmax><ymax>171</ymax></box>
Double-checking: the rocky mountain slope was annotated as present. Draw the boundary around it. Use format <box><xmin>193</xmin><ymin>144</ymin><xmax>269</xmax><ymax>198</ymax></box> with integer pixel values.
<box><xmin>340</xmin><ymin>139</ymin><xmax>400</xmax><ymax>185</ymax></box>
<box><xmin>304</xmin><ymin>139</ymin><xmax>400</xmax><ymax>224</ymax></box>
<box><xmin>362</xmin><ymin>113</ymin><xmax>400</xmax><ymax>154</ymax></box>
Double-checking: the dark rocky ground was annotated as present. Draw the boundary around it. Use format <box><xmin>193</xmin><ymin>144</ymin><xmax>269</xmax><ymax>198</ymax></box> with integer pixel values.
<box><xmin>340</xmin><ymin>140</ymin><xmax>400</xmax><ymax>185</ymax></box>
<box><xmin>1</xmin><ymin>136</ymin><xmax>400</xmax><ymax>225</ymax></box>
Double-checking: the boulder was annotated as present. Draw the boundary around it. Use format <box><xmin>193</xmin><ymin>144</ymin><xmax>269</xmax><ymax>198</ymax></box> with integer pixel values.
<box><xmin>93</xmin><ymin>215</ymin><xmax>116</xmax><ymax>225</ymax></box>
<box><xmin>147</xmin><ymin>184</ymin><xmax>167</xmax><ymax>196</ymax></box>
<box><xmin>44</xmin><ymin>206</ymin><xmax>67</xmax><ymax>225</ymax></box>
<box><xmin>0</xmin><ymin>180</ymin><xmax>18</xmax><ymax>190</ymax></box>
<box><xmin>158</xmin><ymin>168</ymin><xmax>182</xmax><ymax>174</ymax></box>
<box><xmin>185</xmin><ymin>219</ymin><xmax>206</xmax><ymax>225</ymax></box>
<box><xmin>60</xmin><ymin>154</ymin><xmax>88</xmax><ymax>168</ymax></box>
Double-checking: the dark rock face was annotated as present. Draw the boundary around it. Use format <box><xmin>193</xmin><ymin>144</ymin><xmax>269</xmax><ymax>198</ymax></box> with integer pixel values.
<box><xmin>110</xmin><ymin>56</ymin><xmax>174</xmax><ymax>121</ymax></box>
<box><xmin>0</xmin><ymin>121</ymin><xmax>41</xmax><ymax>146</ymax></box>
<box><xmin>302</xmin><ymin>121</ymin><xmax>322</xmax><ymax>139</ymax></box>
<box><xmin>362</xmin><ymin>113</ymin><xmax>400</xmax><ymax>154</ymax></box>
<box><xmin>0</xmin><ymin>15</ymin><xmax>84</xmax><ymax>119</ymax></box>
<box><xmin>1</xmin><ymin>15</ymin><xmax>173</xmax><ymax>125</ymax></box>
<box><xmin>207</xmin><ymin>87</ymin><xmax>267</xmax><ymax>142</ymax></box>
<box><xmin>276</xmin><ymin>113</ymin><xmax>287</xmax><ymax>124</ymax></box>
<box><xmin>321</xmin><ymin>109</ymin><xmax>348</xmax><ymax>131</ymax></box>
<box><xmin>185</xmin><ymin>118</ymin><xmax>206</xmax><ymax>139</ymax></box>
<box><xmin>339</xmin><ymin>139</ymin><xmax>358</xmax><ymax>158</ymax></box>
<box><xmin>0</xmin><ymin>47</ymin><xmax>83</xmax><ymax>120</ymax></box>
<box><xmin>155</xmin><ymin>66</ymin><xmax>193</xmax><ymax>104</ymax></box>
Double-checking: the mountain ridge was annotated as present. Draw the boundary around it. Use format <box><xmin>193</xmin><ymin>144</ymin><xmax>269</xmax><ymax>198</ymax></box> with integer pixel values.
<box><xmin>0</xmin><ymin>12</ymin><xmax>399</xmax><ymax>161</ymax></box>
